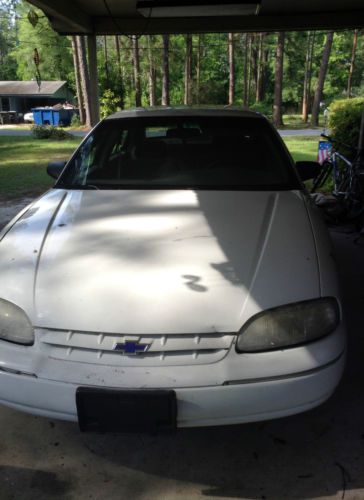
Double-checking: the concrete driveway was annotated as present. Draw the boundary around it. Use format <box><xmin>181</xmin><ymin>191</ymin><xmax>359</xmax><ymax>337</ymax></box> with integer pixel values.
<box><xmin>0</xmin><ymin>205</ymin><xmax>363</xmax><ymax>499</ymax></box>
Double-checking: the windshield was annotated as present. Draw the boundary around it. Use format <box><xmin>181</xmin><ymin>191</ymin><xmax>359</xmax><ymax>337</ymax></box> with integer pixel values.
<box><xmin>57</xmin><ymin>116</ymin><xmax>299</xmax><ymax>191</ymax></box>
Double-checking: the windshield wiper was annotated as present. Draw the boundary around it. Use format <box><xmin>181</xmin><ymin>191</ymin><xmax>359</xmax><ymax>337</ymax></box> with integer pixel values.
<box><xmin>58</xmin><ymin>183</ymin><xmax>100</xmax><ymax>190</ymax></box>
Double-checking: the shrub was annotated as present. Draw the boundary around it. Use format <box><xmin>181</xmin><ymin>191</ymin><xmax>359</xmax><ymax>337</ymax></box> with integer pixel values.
<box><xmin>100</xmin><ymin>89</ymin><xmax>122</xmax><ymax>119</ymax></box>
<box><xmin>31</xmin><ymin>125</ymin><xmax>72</xmax><ymax>140</ymax></box>
<box><xmin>249</xmin><ymin>101</ymin><xmax>272</xmax><ymax>119</ymax></box>
<box><xmin>328</xmin><ymin>98</ymin><xmax>364</xmax><ymax>155</ymax></box>
<box><xmin>70</xmin><ymin>112</ymin><xmax>81</xmax><ymax>127</ymax></box>
<box><xmin>31</xmin><ymin>124</ymin><xmax>52</xmax><ymax>139</ymax></box>
<box><xmin>51</xmin><ymin>128</ymin><xmax>72</xmax><ymax>140</ymax></box>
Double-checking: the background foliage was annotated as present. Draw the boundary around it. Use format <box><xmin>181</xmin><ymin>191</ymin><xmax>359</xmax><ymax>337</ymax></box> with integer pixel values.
<box><xmin>0</xmin><ymin>1</ymin><xmax>363</xmax><ymax>119</ymax></box>
<box><xmin>329</xmin><ymin>97</ymin><xmax>364</xmax><ymax>152</ymax></box>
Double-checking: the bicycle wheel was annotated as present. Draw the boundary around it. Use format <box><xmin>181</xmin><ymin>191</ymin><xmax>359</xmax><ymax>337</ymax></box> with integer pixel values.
<box><xmin>342</xmin><ymin>173</ymin><xmax>364</xmax><ymax>221</ymax></box>
<box><xmin>311</xmin><ymin>160</ymin><xmax>332</xmax><ymax>192</ymax></box>
<box><xmin>333</xmin><ymin>159</ymin><xmax>351</xmax><ymax>196</ymax></box>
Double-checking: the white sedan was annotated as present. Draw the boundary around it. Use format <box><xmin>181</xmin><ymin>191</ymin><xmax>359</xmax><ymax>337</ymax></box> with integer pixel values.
<box><xmin>0</xmin><ymin>108</ymin><xmax>345</xmax><ymax>432</ymax></box>
<box><xmin>23</xmin><ymin>111</ymin><xmax>34</xmax><ymax>123</ymax></box>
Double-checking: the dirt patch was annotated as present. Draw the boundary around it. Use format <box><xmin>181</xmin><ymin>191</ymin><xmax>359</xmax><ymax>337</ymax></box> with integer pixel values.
<box><xmin>0</xmin><ymin>196</ymin><xmax>35</xmax><ymax>230</ymax></box>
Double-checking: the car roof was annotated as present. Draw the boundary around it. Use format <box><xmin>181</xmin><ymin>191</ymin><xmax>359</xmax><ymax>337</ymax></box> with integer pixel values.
<box><xmin>106</xmin><ymin>106</ymin><xmax>264</xmax><ymax>120</ymax></box>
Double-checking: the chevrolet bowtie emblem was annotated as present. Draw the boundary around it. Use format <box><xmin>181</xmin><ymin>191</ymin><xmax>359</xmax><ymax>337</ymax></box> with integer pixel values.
<box><xmin>113</xmin><ymin>340</ymin><xmax>150</xmax><ymax>355</ymax></box>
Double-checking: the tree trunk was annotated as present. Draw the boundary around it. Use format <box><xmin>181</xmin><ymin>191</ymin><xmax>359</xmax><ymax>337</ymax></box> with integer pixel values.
<box><xmin>247</xmin><ymin>34</ymin><xmax>252</xmax><ymax>106</ymax></box>
<box><xmin>75</xmin><ymin>35</ymin><xmax>92</xmax><ymax>128</ymax></box>
<box><xmin>307</xmin><ymin>32</ymin><xmax>316</xmax><ymax>117</ymax></box>
<box><xmin>260</xmin><ymin>47</ymin><xmax>269</xmax><ymax>101</ymax></box>
<box><xmin>114</xmin><ymin>35</ymin><xmax>124</xmax><ymax>109</ymax></box>
<box><xmin>273</xmin><ymin>32</ymin><xmax>285</xmax><ymax>128</ymax></box>
<box><xmin>196</xmin><ymin>34</ymin><xmax>202</xmax><ymax>104</ymax></box>
<box><xmin>302</xmin><ymin>32</ymin><xmax>312</xmax><ymax>122</ymax></box>
<box><xmin>115</xmin><ymin>36</ymin><xmax>122</xmax><ymax>79</ymax></box>
<box><xmin>184</xmin><ymin>34</ymin><xmax>193</xmax><ymax>106</ymax></box>
<box><xmin>127</xmin><ymin>37</ymin><xmax>135</xmax><ymax>91</ymax></box>
<box><xmin>87</xmin><ymin>35</ymin><xmax>100</xmax><ymax>125</ymax></box>
<box><xmin>103</xmin><ymin>36</ymin><xmax>110</xmax><ymax>89</ymax></box>
<box><xmin>311</xmin><ymin>31</ymin><xmax>334</xmax><ymax>127</ymax></box>
<box><xmin>132</xmin><ymin>36</ymin><xmax>142</xmax><ymax>107</ymax></box>
<box><xmin>228</xmin><ymin>33</ymin><xmax>235</xmax><ymax>105</ymax></box>
<box><xmin>347</xmin><ymin>29</ymin><xmax>358</xmax><ymax>98</ymax></box>
<box><xmin>71</xmin><ymin>36</ymin><xmax>85</xmax><ymax>124</ymax></box>
<box><xmin>148</xmin><ymin>36</ymin><xmax>156</xmax><ymax>106</ymax></box>
<box><xmin>243</xmin><ymin>33</ymin><xmax>249</xmax><ymax>106</ymax></box>
<box><xmin>250</xmin><ymin>34</ymin><xmax>258</xmax><ymax>101</ymax></box>
<box><xmin>255</xmin><ymin>33</ymin><xmax>265</xmax><ymax>103</ymax></box>
<box><xmin>162</xmin><ymin>35</ymin><xmax>170</xmax><ymax>106</ymax></box>
<box><xmin>302</xmin><ymin>31</ymin><xmax>315</xmax><ymax>122</ymax></box>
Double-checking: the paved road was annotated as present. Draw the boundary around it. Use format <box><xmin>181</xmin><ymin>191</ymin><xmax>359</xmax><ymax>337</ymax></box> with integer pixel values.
<box><xmin>0</xmin><ymin>127</ymin><xmax>323</xmax><ymax>138</ymax></box>
<box><xmin>279</xmin><ymin>128</ymin><xmax>323</xmax><ymax>136</ymax></box>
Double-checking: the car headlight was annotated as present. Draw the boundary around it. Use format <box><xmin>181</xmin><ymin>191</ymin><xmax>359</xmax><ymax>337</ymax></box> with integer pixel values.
<box><xmin>0</xmin><ymin>299</ymin><xmax>34</xmax><ymax>345</ymax></box>
<box><xmin>236</xmin><ymin>297</ymin><xmax>340</xmax><ymax>353</ymax></box>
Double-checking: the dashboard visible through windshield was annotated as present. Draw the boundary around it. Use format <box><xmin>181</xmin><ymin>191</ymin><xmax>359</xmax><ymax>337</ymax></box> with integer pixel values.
<box><xmin>56</xmin><ymin>115</ymin><xmax>300</xmax><ymax>191</ymax></box>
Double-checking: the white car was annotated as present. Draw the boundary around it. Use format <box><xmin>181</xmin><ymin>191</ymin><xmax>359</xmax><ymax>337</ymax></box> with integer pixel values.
<box><xmin>23</xmin><ymin>111</ymin><xmax>34</xmax><ymax>123</ymax></box>
<box><xmin>0</xmin><ymin>108</ymin><xmax>345</xmax><ymax>432</ymax></box>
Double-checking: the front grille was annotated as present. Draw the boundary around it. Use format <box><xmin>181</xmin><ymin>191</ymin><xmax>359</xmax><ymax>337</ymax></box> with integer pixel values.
<box><xmin>37</xmin><ymin>329</ymin><xmax>235</xmax><ymax>366</ymax></box>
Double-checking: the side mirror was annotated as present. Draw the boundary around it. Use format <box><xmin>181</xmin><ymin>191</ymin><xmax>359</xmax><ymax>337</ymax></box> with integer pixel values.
<box><xmin>47</xmin><ymin>160</ymin><xmax>67</xmax><ymax>179</ymax></box>
<box><xmin>295</xmin><ymin>161</ymin><xmax>321</xmax><ymax>182</ymax></box>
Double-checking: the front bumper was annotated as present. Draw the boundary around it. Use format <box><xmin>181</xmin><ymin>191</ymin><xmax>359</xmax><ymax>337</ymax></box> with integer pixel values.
<box><xmin>0</xmin><ymin>351</ymin><xmax>345</xmax><ymax>427</ymax></box>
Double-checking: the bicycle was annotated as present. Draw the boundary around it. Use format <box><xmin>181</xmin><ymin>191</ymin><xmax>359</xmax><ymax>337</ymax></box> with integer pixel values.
<box><xmin>311</xmin><ymin>134</ymin><xmax>364</xmax><ymax>223</ymax></box>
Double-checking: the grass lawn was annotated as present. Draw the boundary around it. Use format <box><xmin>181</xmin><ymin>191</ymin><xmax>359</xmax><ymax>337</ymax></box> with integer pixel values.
<box><xmin>283</xmin><ymin>135</ymin><xmax>318</xmax><ymax>162</ymax></box>
<box><xmin>0</xmin><ymin>135</ymin><xmax>319</xmax><ymax>200</ymax></box>
<box><xmin>0</xmin><ymin>136</ymin><xmax>81</xmax><ymax>199</ymax></box>
<box><xmin>280</xmin><ymin>114</ymin><xmax>325</xmax><ymax>130</ymax></box>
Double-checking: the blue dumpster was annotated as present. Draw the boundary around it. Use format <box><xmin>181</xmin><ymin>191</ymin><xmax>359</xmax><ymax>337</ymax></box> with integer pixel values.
<box><xmin>31</xmin><ymin>108</ymin><xmax>74</xmax><ymax>127</ymax></box>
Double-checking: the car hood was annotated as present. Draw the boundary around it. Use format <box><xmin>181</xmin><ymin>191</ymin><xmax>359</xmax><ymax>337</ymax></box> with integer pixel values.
<box><xmin>0</xmin><ymin>189</ymin><xmax>319</xmax><ymax>334</ymax></box>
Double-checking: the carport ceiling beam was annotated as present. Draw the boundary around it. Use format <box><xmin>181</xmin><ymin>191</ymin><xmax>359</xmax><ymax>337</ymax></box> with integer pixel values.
<box><xmin>94</xmin><ymin>12</ymin><xmax>364</xmax><ymax>35</ymax></box>
<box><xmin>28</xmin><ymin>0</ymin><xmax>92</xmax><ymax>34</ymax></box>
<box><xmin>26</xmin><ymin>1</ymin><xmax>364</xmax><ymax>34</ymax></box>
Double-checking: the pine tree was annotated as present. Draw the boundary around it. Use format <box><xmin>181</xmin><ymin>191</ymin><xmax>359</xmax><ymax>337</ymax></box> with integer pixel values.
<box><xmin>347</xmin><ymin>29</ymin><xmax>359</xmax><ymax>98</ymax></box>
<box><xmin>184</xmin><ymin>34</ymin><xmax>193</xmax><ymax>105</ymax></box>
<box><xmin>76</xmin><ymin>35</ymin><xmax>92</xmax><ymax>128</ymax></box>
<box><xmin>311</xmin><ymin>31</ymin><xmax>334</xmax><ymax>126</ymax></box>
<box><xmin>273</xmin><ymin>32</ymin><xmax>285</xmax><ymax>127</ymax></box>
<box><xmin>71</xmin><ymin>36</ymin><xmax>85</xmax><ymax>124</ymax></box>
<box><xmin>132</xmin><ymin>36</ymin><xmax>142</xmax><ymax>107</ymax></box>
<box><xmin>302</xmin><ymin>31</ymin><xmax>315</xmax><ymax>122</ymax></box>
<box><xmin>114</xmin><ymin>35</ymin><xmax>124</xmax><ymax>109</ymax></box>
<box><xmin>228</xmin><ymin>33</ymin><xmax>235</xmax><ymax>105</ymax></box>
<box><xmin>148</xmin><ymin>36</ymin><xmax>156</xmax><ymax>106</ymax></box>
<box><xmin>162</xmin><ymin>35</ymin><xmax>170</xmax><ymax>106</ymax></box>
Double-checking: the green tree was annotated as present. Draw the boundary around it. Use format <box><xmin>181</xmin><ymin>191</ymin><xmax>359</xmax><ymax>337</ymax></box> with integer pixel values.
<box><xmin>0</xmin><ymin>3</ymin><xmax>362</xmax><ymax>124</ymax></box>
<box><xmin>0</xmin><ymin>0</ymin><xmax>17</xmax><ymax>79</ymax></box>
<box><xmin>13</xmin><ymin>2</ymin><xmax>73</xmax><ymax>84</ymax></box>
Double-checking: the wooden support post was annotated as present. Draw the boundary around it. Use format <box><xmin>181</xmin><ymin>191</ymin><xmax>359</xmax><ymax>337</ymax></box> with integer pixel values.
<box><xmin>87</xmin><ymin>35</ymin><xmax>100</xmax><ymax>125</ymax></box>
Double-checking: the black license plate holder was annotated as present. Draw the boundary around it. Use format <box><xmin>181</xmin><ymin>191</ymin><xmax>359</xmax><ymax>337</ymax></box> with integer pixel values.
<box><xmin>76</xmin><ymin>387</ymin><xmax>177</xmax><ymax>433</ymax></box>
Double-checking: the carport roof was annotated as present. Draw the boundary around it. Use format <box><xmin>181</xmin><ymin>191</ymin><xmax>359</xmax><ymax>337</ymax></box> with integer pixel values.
<box><xmin>0</xmin><ymin>81</ymin><xmax>67</xmax><ymax>97</ymax></box>
<box><xmin>27</xmin><ymin>0</ymin><xmax>364</xmax><ymax>35</ymax></box>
